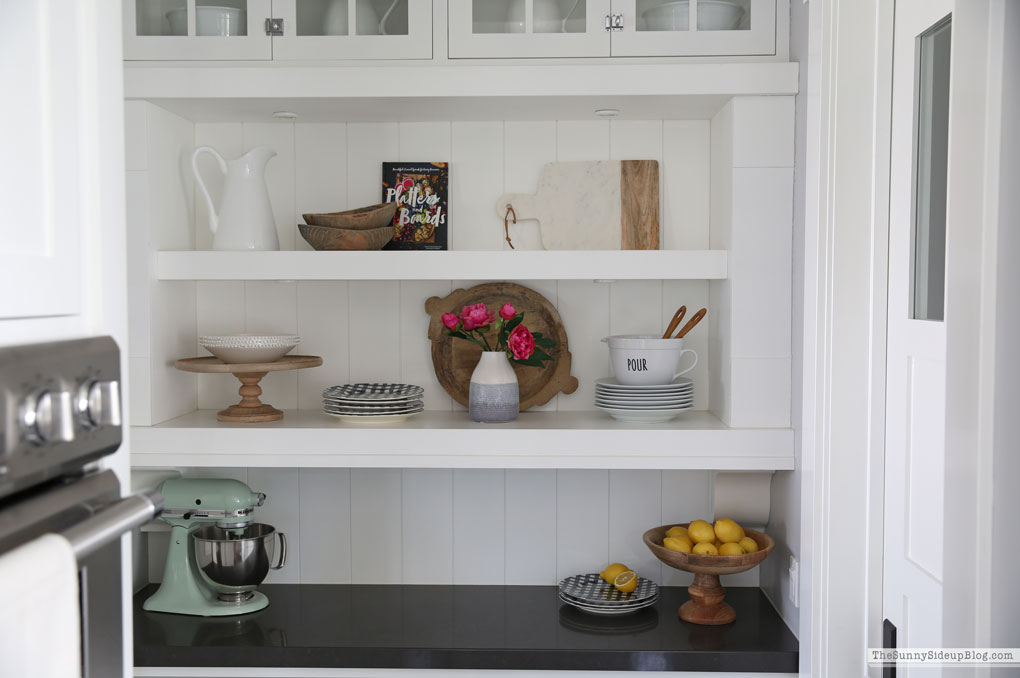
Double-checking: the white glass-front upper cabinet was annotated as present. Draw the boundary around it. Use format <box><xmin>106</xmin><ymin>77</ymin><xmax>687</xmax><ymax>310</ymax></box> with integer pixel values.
<box><xmin>448</xmin><ymin>0</ymin><xmax>776</xmax><ymax>58</ymax></box>
<box><xmin>124</xmin><ymin>0</ymin><xmax>431</xmax><ymax>61</ymax></box>
<box><xmin>125</xmin><ymin>0</ymin><xmax>273</xmax><ymax>60</ymax></box>
<box><xmin>273</xmin><ymin>0</ymin><xmax>431</xmax><ymax>60</ymax></box>
<box><xmin>610</xmin><ymin>0</ymin><xmax>775</xmax><ymax>57</ymax></box>
<box><xmin>448</xmin><ymin>0</ymin><xmax>612</xmax><ymax>58</ymax></box>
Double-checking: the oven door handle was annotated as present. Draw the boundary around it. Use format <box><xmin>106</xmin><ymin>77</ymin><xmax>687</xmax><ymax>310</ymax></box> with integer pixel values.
<box><xmin>60</xmin><ymin>490</ymin><xmax>164</xmax><ymax>562</ymax></box>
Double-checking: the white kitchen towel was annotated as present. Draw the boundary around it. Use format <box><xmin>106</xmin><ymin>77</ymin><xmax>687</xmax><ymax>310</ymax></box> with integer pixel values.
<box><xmin>0</xmin><ymin>533</ymin><xmax>81</xmax><ymax>678</ymax></box>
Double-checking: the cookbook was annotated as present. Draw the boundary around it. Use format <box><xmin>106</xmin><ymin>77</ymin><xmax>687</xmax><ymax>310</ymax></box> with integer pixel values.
<box><xmin>381</xmin><ymin>162</ymin><xmax>449</xmax><ymax>250</ymax></box>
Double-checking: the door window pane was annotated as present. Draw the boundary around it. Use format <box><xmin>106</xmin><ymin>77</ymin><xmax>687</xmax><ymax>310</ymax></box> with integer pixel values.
<box><xmin>136</xmin><ymin>0</ymin><xmax>186</xmax><ymax>36</ymax></box>
<box><xmin>194</xmin><ymin>1</ymin><xmax>248</xmax><ymax>36</ymax></box>
<box><xmin>297</xmin><ymin>0</ymin><xmax>349</xmax><ymax>35</ymax></box>
<box><xmin>911</xmin><ymin>17</ymin><xmax>951</xmax><ymax>321</ymax></box>
<box><xmin>638</xmin><ymin>0</ymin><xmax>749</xmax><ymax>32</ymax></box>
<box><xmin>472</xmin><ymin>0</ymin><xmax>585</xmax><ymax>34</ymax></box>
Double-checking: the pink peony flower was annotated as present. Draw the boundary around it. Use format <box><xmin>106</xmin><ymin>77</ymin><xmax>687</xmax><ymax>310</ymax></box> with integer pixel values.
<box><xmin>460</xmin><ymin>303</ymin><xmax>495</xmax><ymax>330</ymax></box>
<box><xmin>441</xmin><ymin>313</ymin><xmax>460</xmax><ymax>330</ymax></box>
<box><xmin>508</xmin><ymin>324</ymin><xmax>536</xmax><ymax>361</ymax></box>
<box><xmin>499</xmin><ymin>302</ymin><xmax>516</xmax><ymax>320</ymax></box>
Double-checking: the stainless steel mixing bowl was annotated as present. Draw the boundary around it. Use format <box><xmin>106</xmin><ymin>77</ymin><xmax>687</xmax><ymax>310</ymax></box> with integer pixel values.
<box><xmin>193</xmin><ymin>523</ymin><xmax>286</xmax><ymax>603</ymax></box>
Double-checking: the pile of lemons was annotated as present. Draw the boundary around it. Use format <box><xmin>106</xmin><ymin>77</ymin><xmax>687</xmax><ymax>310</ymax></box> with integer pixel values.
<box><xmin>662</xmin><ymin>519</ymin><xmax>759</xmax><ymax>556</ymax></box>
<box><xmin>599</xmin><ymin>562</ymin><xmax>638</xmax><ymax>593</ymax></box>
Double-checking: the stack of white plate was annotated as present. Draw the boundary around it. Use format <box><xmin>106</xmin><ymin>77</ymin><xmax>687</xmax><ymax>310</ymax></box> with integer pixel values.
<box><xmin>199</xmin><ymin>334</ymin><xmax>300</xmax><ymax>364</ymax></box>
<box><xmin>594</xmin><ymin>377</ymin><xmax>694</xmax><ymax>423</ymax></box>
<box><xmin>322</xmin><ymin>383</ymin><xmax>424</xmax><ymax>423</ymax></box>
<box><xmin>558</xmin><ymin>573</ymin><xmax>659</xmax><ymax>616</ymax></box>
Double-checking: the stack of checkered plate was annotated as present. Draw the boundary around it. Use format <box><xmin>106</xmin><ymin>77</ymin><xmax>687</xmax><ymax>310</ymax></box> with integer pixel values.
<box><xmin>557</xmin><ymin>573</ymin><xmax>659</xmax><ymax>616</ymax></box>
<box><xmin>322</xmin><ymin>383</ymin><xmax>424</xmax><ymax>423</ymax></box>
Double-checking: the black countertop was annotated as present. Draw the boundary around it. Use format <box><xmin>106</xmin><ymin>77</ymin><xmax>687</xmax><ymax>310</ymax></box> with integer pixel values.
<box><xmin>134</xmin><ymin>584</ymin><xmax>798</xmax><ymax>673</ymax></box>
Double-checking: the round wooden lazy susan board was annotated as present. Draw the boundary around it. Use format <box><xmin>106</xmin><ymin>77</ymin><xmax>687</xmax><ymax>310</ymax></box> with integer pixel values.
<box><xmin>425</xmin><ymin>283</ymin><xmax>578</xmax><ymax>411</ymax></box>
<box><xmin>175</xmin><ymin>355</ymin><xmax>322</xmax><ymax>423</ymax></box>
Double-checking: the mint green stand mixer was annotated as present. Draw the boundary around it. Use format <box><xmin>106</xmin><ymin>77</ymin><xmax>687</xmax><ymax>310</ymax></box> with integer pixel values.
<box><xmin>143</xmin><ymin>478</ymin><xmax>286</xmax><ymax>617</ymax></box>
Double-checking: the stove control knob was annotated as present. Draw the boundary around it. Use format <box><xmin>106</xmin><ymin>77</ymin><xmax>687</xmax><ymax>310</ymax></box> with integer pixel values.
<box><xmin>21</xmin><ymin>390</ymin><xmax>75</xmax><ymax>445</ymax></box>
<box><xmin>77</xmin><ymin>379</ymin><xmax>121</xmax><ymax>431</ymax></box>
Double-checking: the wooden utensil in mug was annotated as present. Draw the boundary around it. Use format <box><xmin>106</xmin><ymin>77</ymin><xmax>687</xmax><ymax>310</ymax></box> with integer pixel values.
<box><xmin>674</xmin><ymin>308</ymin><xmax>707</xmax><ymax>339</ymax></box>
<box><xmin>663</xmin><ymin>306</ymin><xmax>687</xmax><ymax>339</ymax></box>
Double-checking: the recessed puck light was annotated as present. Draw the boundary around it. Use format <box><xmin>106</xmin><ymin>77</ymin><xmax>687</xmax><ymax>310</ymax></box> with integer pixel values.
<box><xmin>272</xmin><ymin>111</ymin><xmax>299</xmax><ymax>120</ymax></box>
<box><xmin>594</xmin><ymin>108</ymin><xmax>621</xmax><ymax>118</ymax></box>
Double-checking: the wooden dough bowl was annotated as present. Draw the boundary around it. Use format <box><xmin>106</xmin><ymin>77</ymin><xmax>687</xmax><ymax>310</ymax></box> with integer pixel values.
<box><xmin>299</xmin><ymin>224</ymin><xmax>394</xmax><ymax>251</ymax></box>
<box><xmin>643</xmin><ymin>523</ymin><xmax>775</xmax><ymax>626</ymax></box>
<box><xmin>425</xmin><ymin>283</ymin><xmax>578</xmax><ymax>411</ymax></box>
<box><xmin>303</xmin><ymin>202</ymin><xmax>398</xmax><ymax>230</ymax></box>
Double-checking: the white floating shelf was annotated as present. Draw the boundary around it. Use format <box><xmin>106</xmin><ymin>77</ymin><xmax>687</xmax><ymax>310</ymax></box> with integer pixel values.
<box><xmin>156</xmin><ymin>250</ymin><xmax>728</xmax><ymax>281</ymax></box>
<box><xmin>130</xmin><ymin>410</ymin><xmax>794</xmax><ymax>470</ymax></box>
<box><xmin>124</xmin><ymin>63</ymin><xmax>799</xmax><ymax>122</ymax></box>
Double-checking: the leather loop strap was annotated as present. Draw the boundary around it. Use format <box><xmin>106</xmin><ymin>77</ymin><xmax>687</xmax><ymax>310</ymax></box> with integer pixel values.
<box><xmin>503</xmin><ymin>204</ymin><xmax>517</xmax><ymax>250</ymax></box>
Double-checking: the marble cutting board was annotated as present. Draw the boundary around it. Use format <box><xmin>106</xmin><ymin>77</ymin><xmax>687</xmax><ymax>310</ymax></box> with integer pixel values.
<box><xmin>496</xmin><ymin>160</ymin><xmax>660</xmax><ymax>250</ymax></box>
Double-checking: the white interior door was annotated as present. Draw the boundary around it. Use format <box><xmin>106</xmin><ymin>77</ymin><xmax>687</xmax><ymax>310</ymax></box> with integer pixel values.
<box><xmin>883</xmin><ymin>0</ymin><xmax>953</xmax><ymax>671</ymax></box>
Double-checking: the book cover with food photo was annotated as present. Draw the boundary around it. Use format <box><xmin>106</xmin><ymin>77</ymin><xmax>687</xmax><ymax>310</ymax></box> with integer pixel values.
<box><xmin>381</xmin><ymin>162</ymin><xmax>449</xmax><ymax>250</ymax></box>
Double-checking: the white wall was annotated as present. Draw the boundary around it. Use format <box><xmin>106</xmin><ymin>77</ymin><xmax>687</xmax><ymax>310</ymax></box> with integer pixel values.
<box><xmin>759</xmin><ymin>0</ymin><xmax>805</xmax><ymax>638</ymax></box>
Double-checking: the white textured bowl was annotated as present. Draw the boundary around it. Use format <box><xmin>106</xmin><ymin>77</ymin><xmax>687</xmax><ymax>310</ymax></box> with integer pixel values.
<box><xmin>643</xmin><ymin>0</ymin><xmax>745</xmax><ymax>31</ymax></box>
<box><xmin>199</xmin><ymin>335</ymin><xmax>299</xmax><ymax>364</ymax></box>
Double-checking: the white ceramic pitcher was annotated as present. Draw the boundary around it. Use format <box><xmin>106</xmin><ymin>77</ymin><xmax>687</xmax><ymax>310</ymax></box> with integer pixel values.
<box><xmin>192</xmin><ymin>146</ymin><xmax>280</xmax><ymax>251</ymax></box>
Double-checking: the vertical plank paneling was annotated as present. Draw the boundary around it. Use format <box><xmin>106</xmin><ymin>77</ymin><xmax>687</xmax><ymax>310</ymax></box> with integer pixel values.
<box><xmin>610</xmin><ymin>120</ymin><xmax>663</xmax><ymax>161</ymax></box>
<box><xmin>346</xmin><ymin>122</ymin><xmax>398</xmax><ymax>208</ymax></box>
<box><xmin>503</xmin><ymin>121</ymin><xmax>556</xmax><ymax>250</ymax></box>
<box><xmin>295</xmin><ymin>123</ymin><xmax>348</xmax><ymax>251</ymax></box>
<box><xmin>348</xmin><ymin>281</ymin><xmax>400</xmax><ymax>383</ymax></box>
<box><xmin>662</xmin><ymin>280</ymin><xmax>711</xmax><ymax>410</ymax></box>
<box><xmin>556</xmin><ymin>470</ymin><xmax>609</xmax><ymax>582</ymax></box>
<box><xmin>401</xmin><ymin>469</ymin><xmax>454</xmax><ymax>584</ymax></box>
<box><xmin>662</xmin><ymin>120</ymin><xmax>711</xmax><ymax>250</ymax></box>
<box><xmin>399</xmin><ymin>280</ymin><xmax>453</xmax><ymax>410</ymax></box>
<box><xmin>350</xmin><ymin>469</ymin><xmax>402</xmax><ymax>583</ymax></box>
<box><xmin>452</xmin><ymin>469</ymin><xmax>505</xmax><ymax>584</ymax></box>
<box><xmin>244</xmin><ymin>281</ymin><xmax>299</xmax><ymax>410</ymax></box>
<box><xmin>659</xmin><ymin>470</ymin><xmax>713</xmax><ymax>586</ymax></box>
<box><xmin>505</xmin><ymin>470</ymin><xmax>557</xmax><ymax>585</ymax></box>
<box><xmin>193</xmin><ymin>123</ymin><xmax>243</xmax><ymax>251</ymax></box>
<box><xmin>610</xmin><ymin>280</ymin><xmax>664</xmax><ymax>336</ymax></box>
<box><xmin>247</xmin><ymin>468</ymin><xmax>301</xmax><ymax>584</ymax></box>
<box><xmin>556</xmin><ymin>120</ymin><xmax>611</xmax><ymax>161</ymax></box>
<box><xmin>243</xmin><ymin>123</ymin><xmax>296</xmax><ymax>249</ymax></box>
<box><xmin>296</xmin><ymin>281</ymin><xmax>349</xmax><ymax>409</ymax></box>
<box><xmin>450</xmin><ymin>122</ymin><xmax>503</xmax><ymax>250</ymax></box>
<box><xmin>511</xmin><ymin>279</ymin><xmax>558</xmax><ymax>411</ymax></box>
<box><xmin>398</xmin><ymin>122</ymin><xmax>451</xmax><ymax>161</ymax></box>
<box><xmin>195</xmin><ymin>281</ymin><xmax>245</xmax><ymax>410</ymax></box>
<box><xmin>608</xmin><ymin>471</ymin><xmax>663</xmax><ymax>582</ymax></box>
<box><xmin>556</xmin><ymin>281</ymin><xmax>610</xmax><ymax>411</ymax></box>
<box><xmin>298</xmin><ymin>468</ymin><xmax>351</xmax><ymax>584</ymax></box>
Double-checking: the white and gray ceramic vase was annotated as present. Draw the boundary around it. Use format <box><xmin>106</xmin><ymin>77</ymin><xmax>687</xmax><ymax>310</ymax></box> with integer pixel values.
<box><xmin>469</xmin><ymin>352</ymin><xmax>520</xmax><ymax>423</ymax></box>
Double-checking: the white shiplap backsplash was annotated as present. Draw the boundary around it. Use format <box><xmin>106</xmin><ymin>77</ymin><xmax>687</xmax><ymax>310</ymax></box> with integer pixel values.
<box><xmin>129</xmin><ymin>102</ymin><xmax>759</xmax><ymax>590</ymax></box>
<box><xmin>145</xmin><ymin>468</ymin><xmax>760</xmax><ymax>589</ymax></box>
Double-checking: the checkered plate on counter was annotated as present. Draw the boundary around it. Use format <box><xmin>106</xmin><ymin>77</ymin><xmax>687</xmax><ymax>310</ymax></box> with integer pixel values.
<box><xmin>322</xmin><ymin>383</ymin><xmax>424</xmax><ymax>401</ymax></box>
<box><xmin>557</xmin><ymin>573</ymin><xmax>659</xmax><ymax>616</ymax></box>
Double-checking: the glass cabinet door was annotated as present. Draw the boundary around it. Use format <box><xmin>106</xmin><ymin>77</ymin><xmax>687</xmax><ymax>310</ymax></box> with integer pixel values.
<box><xmin>273</xmin><ymin>0</ymin><xmax>432</xmax><ymax>60</ymax></box>
<box><xmin>124</xmin><ymin>0</ymin><xmax>273</xmax><ymax>60</ymax></box>
<box><xmin>609</xmin><ymin>0</ymin><xmax>775</xmax><ymax>57</ymax></box>
<box><xmin>448</xmin><ymin>0</ymin><xmax>611</xmax><ymax>58</ymax></box>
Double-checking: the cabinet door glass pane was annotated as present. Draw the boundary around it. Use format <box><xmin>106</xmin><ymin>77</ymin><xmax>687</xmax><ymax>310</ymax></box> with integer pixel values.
<box><xmin>637</xmin><ymin>0</ymin><xmax>750</xmax><ymax>32</ymax></box>
<box><xmin>194</xmin><ymin>0</ymin><xmax>249</xmax><ymax>36</ymax></box>
<box><xmin>135</xmin><ymin>0</ymin><xmax>186</xmax><ymax>36</ymax></box>
<box><xmin>360</xmin><ymin>0</ymin><xmax>408</xmax><ymax>35</ymax></box>
<box><xmin>472</xmin><ymin>0</ymin><xmax>586</xmax><ymax>34</ymax></box>
<box><xmin>296</xmin><ymin>0</ymin><xmax>348</xmax><ymax>35</ymax></box>
<box><xmin>910</xmin><ymin>17</ymin><xmax>951</xmax><ymax>321</ymax></box>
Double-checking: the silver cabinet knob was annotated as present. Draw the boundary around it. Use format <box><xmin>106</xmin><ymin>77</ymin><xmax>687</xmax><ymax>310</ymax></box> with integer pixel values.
<box><xmin>21</xmin><ymin>390</ymin><xmax>75</xmax><ymax>445</ymax></box>
<box><xmin>77</xmin><ymin>379</ymin><xmax>121</xmax><ymax>430</ymax></box>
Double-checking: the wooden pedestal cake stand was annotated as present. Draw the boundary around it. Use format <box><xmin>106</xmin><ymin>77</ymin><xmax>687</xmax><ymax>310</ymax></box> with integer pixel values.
<box><xmin>175</xmin><ymin>355</ymin><xmax>323</xmax><ymax>422</ymax></box>
<box><xmin>643</xmin><ymin>523</ymin><xmax>775</xmax><ymax>625</ymax></box>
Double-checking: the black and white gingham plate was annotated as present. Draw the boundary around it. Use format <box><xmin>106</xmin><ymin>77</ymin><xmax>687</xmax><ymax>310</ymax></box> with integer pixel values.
<box><xmin>558</xmin><ymin>573</ymin><xmax>659</xmax><ymax>605</ymax></box>
<box><xmin>322</xmin><ymin>383</ymin><xmax>424</xmax><ymax>401</ymax></box>
<box><xmin>557</xmin><ymin>593</ymin><xmax>658</xmax><ymax>616</ymax></box>
<box><xmin>323</xmin><ymin>397</ymin><xmax>423</xmax><ymax>408</ymax></box>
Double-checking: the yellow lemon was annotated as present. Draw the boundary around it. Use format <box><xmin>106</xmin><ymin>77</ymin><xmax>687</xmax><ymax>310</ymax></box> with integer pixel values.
<box><xmin>600</xmin><ymin>563</ymin><xmax>630</xmax><ymax>583</ymax></box>
<box><xmin>687</xmin><ymin>520</ymin><xmax>716</xmax><ymax>544</ymax></box>
<box><xmin>613</xmin><ymin>570</ymin><xmax>638</xmax><ymax>593</ymax></box>
<box><xmin>738</xmin><ymin>536</ymin><xmax>759</xmax><ymax>554</ymax></box>
<box><xmin>714</xmin><ymin>518</ymin><xmax>745</xmax><ymax>543</ymax></box>
<box><xmin>665</xmin><ymin>526</ymin><xmax>689</xmax><ymax>539</ymax></box>
<box><xmin>663</xmin><ymin>536</ymin><xmax>693</xmax><ymax>553</ymax></box>
<box><xmin>719</xmin><ymin>542</ymin><xmax>744</xmax><ymax>556</ymax></box>
<box><xmin>692</xmin><ymin>542</ymin><xmax>718</xmax><ymax>556</ymax></box>
<box><xmin>713</xmin><ymin>538</ymin><xmax>724</xmax><ymax>548</ymax></box>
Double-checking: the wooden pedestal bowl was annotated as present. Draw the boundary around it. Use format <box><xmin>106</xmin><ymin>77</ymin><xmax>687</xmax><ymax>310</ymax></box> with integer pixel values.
<box><xmin>643</xmin><ymin>523</ymin><xmax>774</xmax><ymax>626</ymax></box>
